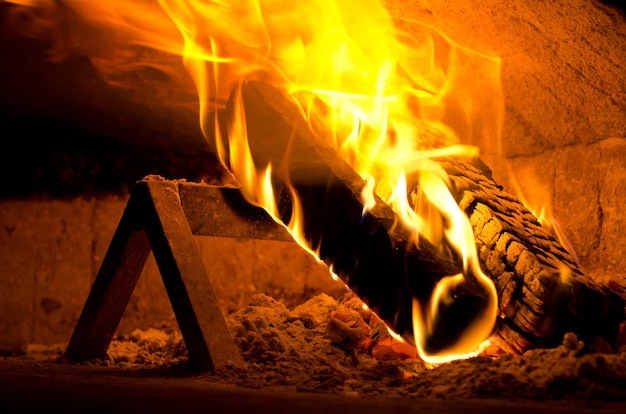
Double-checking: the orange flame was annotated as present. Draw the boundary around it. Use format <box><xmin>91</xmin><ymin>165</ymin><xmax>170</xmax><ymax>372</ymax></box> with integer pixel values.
<box><xmin>507</xmin><ymin>171</ymin><xmax>581</xmax><ymax>267</ymax></box>
<box><xmin>6</xmin><ymin>0</ymin><xmax>504</xmax><ymax>363</ymax></box>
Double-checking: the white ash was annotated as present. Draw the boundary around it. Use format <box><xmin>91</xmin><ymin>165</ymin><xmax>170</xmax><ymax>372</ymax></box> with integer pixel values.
<box><xmin>20</xmin><ymin>293</ymin><xmax>626</xmax><ymax>401</ymax></box>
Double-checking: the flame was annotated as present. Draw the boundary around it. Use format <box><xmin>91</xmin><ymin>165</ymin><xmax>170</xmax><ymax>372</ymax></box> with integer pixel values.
<box><xmin>6</xmin><ymin>0</ymin><xmax>504</xmax><ymax>363</ymax></box>
<box><xmin>507</xmin><ymin>172</ymin><xmax>581</xmax><ymax>266</ymax></box>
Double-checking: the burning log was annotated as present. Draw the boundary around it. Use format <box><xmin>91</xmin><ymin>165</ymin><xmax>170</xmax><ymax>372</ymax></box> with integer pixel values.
<box><xmin>222</xmin><ymin>81</ymin><xmax>471</xmax><ymax>352</ymax></box>
<box><xmin>221</xmin><ymin>81</ymin><xmax>625</xmax><ymax>356</ymax></box>
<box><xmin>440</xmin><ymin>158</ymin><xmax>626</xmax><ymax>354</ymax></box>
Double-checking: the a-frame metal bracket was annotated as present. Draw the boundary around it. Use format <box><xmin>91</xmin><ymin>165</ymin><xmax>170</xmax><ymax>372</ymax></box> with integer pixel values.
<box><xmin>64</xmin><ymin>176</ymin><xmax>292</xmax><ymax>372</ymax></box>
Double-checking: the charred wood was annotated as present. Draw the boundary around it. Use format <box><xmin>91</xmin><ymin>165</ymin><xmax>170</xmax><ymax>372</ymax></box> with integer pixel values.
<box><xmin>222</xmin><ymin>81</ymin><xmax>463</xmax><ymax>344</ymax></box>
<box><xmin>438</xmin><ymin>158</ymin><xmax>625</xmax><ymax>353</ymax></box>
<box><xmin>222</xmin><ymin>81</ymin><xmax>625</xmax><ymax>354</ymax></box>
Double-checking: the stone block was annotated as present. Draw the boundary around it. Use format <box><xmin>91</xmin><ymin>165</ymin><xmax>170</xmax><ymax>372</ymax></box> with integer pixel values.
<box><xmin>0</xmin><ymin>199</ymin><xmax>95</xmax><ymax>351</ymax></box>
<box><xmin>599</xmin><ymin>138</ymin><xmax>626</xmax><ymax>283</ymax></box>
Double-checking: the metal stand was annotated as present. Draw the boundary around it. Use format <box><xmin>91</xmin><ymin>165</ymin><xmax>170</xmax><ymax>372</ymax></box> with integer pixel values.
<box><xmin>64</xmin><ymin>176</ymin><xmax>292</xmax><ymax>372</ymax></box>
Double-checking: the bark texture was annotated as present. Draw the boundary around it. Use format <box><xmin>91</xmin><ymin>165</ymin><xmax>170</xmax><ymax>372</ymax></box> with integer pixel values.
<box><xmin>229</xmin><ymin>81</ymin><xmax>625</xmax><ymax>355</ymax></box>
<box><xmin>440</xmin><ymin>157</ymin><xmax>625</xmax><ymax>353</ymax></box>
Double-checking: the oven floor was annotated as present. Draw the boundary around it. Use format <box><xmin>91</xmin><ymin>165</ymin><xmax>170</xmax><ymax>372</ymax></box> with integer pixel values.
<box><xmin>0</xmin><ymin>358</ymin><xmax>623</xmax><ymax>414</ymax></box>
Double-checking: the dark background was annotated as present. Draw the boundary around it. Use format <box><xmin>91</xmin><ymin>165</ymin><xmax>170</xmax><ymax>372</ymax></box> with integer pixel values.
<box><xmin>0</xmin><ymin>3</ymin><xmax>227</xmax><ymax>199</ymax></box>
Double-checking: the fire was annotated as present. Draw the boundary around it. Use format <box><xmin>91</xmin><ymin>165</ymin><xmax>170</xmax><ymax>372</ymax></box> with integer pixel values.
<box><xmin>6</xmin><ymin>0</ymin><xmax>504</xmax><ymax>363</ymax></box>
<box><xmin>508</xmin><ymin>173</ymin><xmax>581</xmax><ymax>267</ymax></box>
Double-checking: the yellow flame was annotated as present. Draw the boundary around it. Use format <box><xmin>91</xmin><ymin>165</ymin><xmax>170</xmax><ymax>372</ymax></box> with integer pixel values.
<box><xmin>7</xmin><ymin>0</ymin><xmax>504</xmax><ymax>363</ymax></box>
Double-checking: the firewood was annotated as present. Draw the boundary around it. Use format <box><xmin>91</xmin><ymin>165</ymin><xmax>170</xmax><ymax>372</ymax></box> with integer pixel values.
<box><xmin>437</xmin><ymin>157</ymin><xmax>625</xmax><ymax>353</ymax></box>
<box><xmin>222</xmin><ymin>81</ymin><xmax>465</xmax><ymax>346</ymax></box>
<box><xmin>222</xmin><ymin>81</ymin><xmax>625</xmax><ymax>355</ymax></box>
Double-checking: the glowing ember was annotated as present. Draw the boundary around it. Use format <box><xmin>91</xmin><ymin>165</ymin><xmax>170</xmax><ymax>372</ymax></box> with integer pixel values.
<box><xmin>6</xmin><ymin>0</ymin><xmax>505</xmax><ymax>363</ymax></box>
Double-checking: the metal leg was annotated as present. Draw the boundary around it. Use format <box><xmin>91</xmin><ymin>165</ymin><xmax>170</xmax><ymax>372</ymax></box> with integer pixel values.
<box><xmin>65</xmin><ymin>178</ymin><xmax>243</xmax><ymax>372</ymax></box>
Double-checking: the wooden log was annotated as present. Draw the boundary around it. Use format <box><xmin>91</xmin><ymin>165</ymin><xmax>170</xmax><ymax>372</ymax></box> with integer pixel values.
<box><xmin>436</xmin><ymin>157</ymin><xmax>625</xmax><ymax>353</ymax></box>
<box><xmin>222</xmin><ymin>81</ymin><xmax>472</xmax><ymax>350</ymax></box>
<box><xmin>222</xmin><ymin>81</ymin><xmax>625</xmax><ymax>354</ymax></box>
